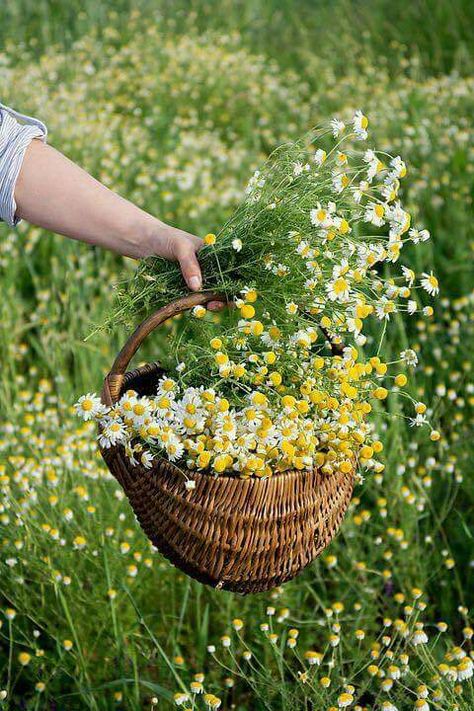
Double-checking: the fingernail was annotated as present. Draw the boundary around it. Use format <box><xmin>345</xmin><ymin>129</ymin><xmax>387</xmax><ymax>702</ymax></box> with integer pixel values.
<box><xmin>189</xmin><ymin>276</ymin><xmax>201</xmax><ymax>291</ymax></box>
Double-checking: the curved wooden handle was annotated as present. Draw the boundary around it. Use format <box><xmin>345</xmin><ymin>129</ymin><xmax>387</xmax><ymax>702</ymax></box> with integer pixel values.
<box><xmin>104</xmin><ymin>291</ymin><xmax>226</xmax><ymax>402</ymax></box>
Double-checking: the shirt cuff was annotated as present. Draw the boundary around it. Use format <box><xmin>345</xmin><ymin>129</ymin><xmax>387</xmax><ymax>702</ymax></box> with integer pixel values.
<box><xmin>0</xmin><ymin>110</ymin><xmax>47</xmax><ymax>227</ymax></box>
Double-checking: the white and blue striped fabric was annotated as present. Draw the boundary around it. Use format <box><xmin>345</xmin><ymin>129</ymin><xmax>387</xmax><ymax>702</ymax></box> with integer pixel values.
<box><xmin>0</xmin><ymin>103</ymin><xmax>47</xmax><ymax>226</ymax></box>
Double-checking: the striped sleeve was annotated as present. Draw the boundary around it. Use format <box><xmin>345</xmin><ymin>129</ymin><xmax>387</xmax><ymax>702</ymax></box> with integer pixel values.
<box><xmin>0</xmin><ymin>103</ymin><xmax>47</xmax><ymax>227</ymax></box>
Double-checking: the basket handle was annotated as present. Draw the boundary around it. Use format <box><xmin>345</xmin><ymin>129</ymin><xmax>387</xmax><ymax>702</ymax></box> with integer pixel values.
<box><xmin>104</xmin><ymin>291</ymin><xmax>227</xmax><ymax>403</ymax></box>
<box><xmin>102</xmin><ymin>291</ymin><xmax>345</xmax><ymax>404</ymax></box>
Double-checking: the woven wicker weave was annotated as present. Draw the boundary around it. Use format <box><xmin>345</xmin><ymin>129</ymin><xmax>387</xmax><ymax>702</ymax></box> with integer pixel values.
<box><xmin>99</xmin><ymin>292</ymin><xmax>354</xmax><ymax>594</ymax></box>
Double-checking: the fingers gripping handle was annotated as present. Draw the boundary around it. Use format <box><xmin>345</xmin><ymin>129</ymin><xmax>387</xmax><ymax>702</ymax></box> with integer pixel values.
<box><xmin>103</xmin><ymin>292</ymin><xmax>226</xmax><ymax>404</ymax></box>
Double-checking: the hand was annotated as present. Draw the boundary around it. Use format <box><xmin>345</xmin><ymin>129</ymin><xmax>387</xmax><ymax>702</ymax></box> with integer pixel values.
<box><xmin>141</xmin><ymin>220</ymin><xmax>224</xmax><ymax>311</ymax></box>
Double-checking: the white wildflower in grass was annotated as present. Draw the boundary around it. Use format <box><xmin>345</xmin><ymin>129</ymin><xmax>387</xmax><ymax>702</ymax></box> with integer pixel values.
<box><xmin>401</xmin><ymin>349</ymin><xmax>419</xmax><ymax>367</ymax></box>
<box><xmin>192</xmin><ymin>305</ymin><xmax>207</xmax><ymax>318</ymax></box>
<box><xmin>338</xmin><ymin>692</ymin><xmax>354</xmax><ymax>708</ymax></box>
<box><xmin>414</xmin><ymin>701</ymin><xmax>429</xmax><ymax>711</ymax></box>
<box><xmin>174</xmin><ymin>692</ymin><xmax>189</xmax><ymax>706</ymax></box>
<box><xmin>411</xmin><ymin>623</ymin><xmax>429</xmax><ymax>645</ymax></box>
<box><xmin>77</xmin><ymin>113</ymin><xmax>438</xmax><ymax>479</ymax></box>
<box><xmin>304</xmin><ymin>650</ymin><xmax>323</xmax><ymax>665</ymax></box>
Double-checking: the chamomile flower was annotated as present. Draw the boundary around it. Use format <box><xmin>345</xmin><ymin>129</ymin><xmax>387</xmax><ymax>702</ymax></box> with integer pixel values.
<box><xmin>352</xmin><ymin>180</ymin><xmax>369</xmax><ymax>203</ymax></box>
<box><xmin>140</xmin><ymin>450</ymin><xmax>154</xmax><ymax>469</ymax></box>
<box><xmin>402</xmin><ymin>265</ymin><xmax>415</xmax><ymax>286</ymax></box>
<box><xmin>352</xmin><ymin>110</ymin><xmax>369</xmax><ymax>139</ymax></box>
<box><xmin>74</xmin><ymin>394</ymin><xmax>107</xmax><ymax>421</ymax></box>
<box><xmin>364</xmin><ymin>202</ymin><xmax>386</xmax><ymax>226</ymax></box>
<box><xmin>421</xmin><ymin>272</ymin><xmax>439</xmax><ymax>296</ymax></box>
<box><xmin>313</xmin><ymin>148</ymin><xmax>327</xmax><ymax>166</ymax></box>
<box><xmin>331</xmin><ymin>118</ymin><xmax>345</xmax><ymax>137</ymax></box>
<box><xmin>74</xmin><ymin>113</ymin><xmax>437</xmax><ymax>484</ymax></box>
<box><xmin>332</xmin><ymin>172</ymin><xmax>350</xmax><ymax>194</ymax></box>
<box><xmin>327</xmin><ymin>276</ymin><xmax>351</xmax><ymax>303</ymax></box>
<box><xmin>310</xmin><ymin>201</ymin><xmax>335</xmax><ymax>229</ymax></box>
<box><xmin>401</xmin><ymin>349</ymin><xmax>418</xmax><ymax>367</ymax></box>
<box><xmin>98</xmin><ymin>420</ymin><xmax>127</xmax><ymax>448</ymax></box>
<box><xmin>409</xmin><ymin>228</ymin><xmax>430</xmax><ymax>244</ymax></box>
<box><xmin>390</xmin><ymin>155</ymin><xmax>407</xmax><ymax>179</ymax></box>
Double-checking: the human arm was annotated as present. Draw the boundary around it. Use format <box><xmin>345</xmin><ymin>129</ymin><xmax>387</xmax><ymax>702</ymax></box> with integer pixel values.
<box><xmin>15</xmin><ymin>139</ymin><xmax>209</xmax><ymax>293</ymax></box>
<box><xmin>0</xmin><ymin>103</ymin><xmax>220</xmax><ymax>303</ymax></box>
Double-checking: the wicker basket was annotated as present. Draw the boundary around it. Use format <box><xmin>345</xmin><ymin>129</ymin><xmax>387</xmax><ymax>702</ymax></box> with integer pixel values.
<box><xmin>100</xmin><ymin>292</ymin><xmax>354</xmax><ymax>594</ymax></box>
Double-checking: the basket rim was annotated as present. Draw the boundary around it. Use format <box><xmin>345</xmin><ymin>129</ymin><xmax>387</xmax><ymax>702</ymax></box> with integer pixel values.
<box><xmin>101</xmin><ymin>360</ymin><xmax>355</xmax><ymax>484</ymax></box>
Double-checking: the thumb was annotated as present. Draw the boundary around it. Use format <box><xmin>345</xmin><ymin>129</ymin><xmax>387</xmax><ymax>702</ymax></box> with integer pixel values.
<box><xmin>176</xmin><ymin>241</ymin><xmax>202</xmax><ymax>291</ymax></box>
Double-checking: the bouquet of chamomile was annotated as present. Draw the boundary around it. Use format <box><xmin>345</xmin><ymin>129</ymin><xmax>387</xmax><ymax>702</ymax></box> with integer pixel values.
<box><xmin>76</xmin><ymin>112</ymin><xmax>439</xmax><ymax>481</ymax></box>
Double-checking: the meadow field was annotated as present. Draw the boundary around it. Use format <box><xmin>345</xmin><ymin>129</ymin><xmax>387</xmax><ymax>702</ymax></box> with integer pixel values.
<box><xmin>0</xmin><ymin>1</ymin><xmax>473</xmax><ymax>708</ymax></box>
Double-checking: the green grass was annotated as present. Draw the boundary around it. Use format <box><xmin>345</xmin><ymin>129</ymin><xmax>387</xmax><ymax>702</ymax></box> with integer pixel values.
<box><xmin>0</xmin><ymin>1</ymin><xmax>473</xmax><ymax>709</ymax></box>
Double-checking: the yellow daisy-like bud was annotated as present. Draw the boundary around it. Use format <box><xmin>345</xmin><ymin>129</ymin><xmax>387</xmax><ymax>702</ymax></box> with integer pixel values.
<box><xmin>264</xmin><ymin>351</ymin><xmax>277</xmax><ymax>364</ymax></box>
<box><xmin>192</xmin><ymin>305</ymin><xmax>206</xmax><ymax>319</ymax></box>
<box><xmin>269</xmin><ymin>372</ymin><xmax>282</xmax><ymax>387</ymax></box>
<box><xmin>281</xmin><ymin>441</ymin><xmax>296</xmax><ymax>457</ymax></box>
<box><xmin>244</xmin><ymin>289</ymin><xmax>258</xmax><ymax>303</ymax></box>
<box><xmin>197</xmin><ymin>451</ymin><xmax>212</xmax><ymax>469</ymax></box>
<box><xmin>240</xmin><ymin>304</ymin><xmax>255</xmax><ymax>319</ymax></box>
<box><xmin>359</xmin><ymin>445</ymin><xmax>373</xmax><ymax>459</ymax></box>
<box><xmin>233</xmin><ymin>364</ymin><xmax>246</xmax><ymax>378</ymax></box>
<box><xmin>281</xmin><ymin>395</ymin><xmax>296</xmax><ymax>409</ymax></box>
<box><xmin>203</xmin><ymin>233</ymin><xmax>216</xmax><ymax>245</ymax></box>
<box><xmin>338</xmin><ymin>219</ymin><xmax>350</xmax><ymax>234</ymax></box>
<box><xmin>252</xmin><ymin>392</ymin><xmax>267</xmax><ymax>406</ymax></box>
<box><xmin>250</xmin><ymin>320</ymin><xmax>264</xmax><ymax>336</ymax></box>
<box><xmin>213</xmin><ymin>454</ymin><xmax>232</xmax><ymax>473</ymax></box>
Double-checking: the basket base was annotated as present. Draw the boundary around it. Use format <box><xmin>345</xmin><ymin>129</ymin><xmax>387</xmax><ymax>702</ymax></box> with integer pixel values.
<box><xmin>102</xmin><ymin>446</ymin><xmax>354</xmax><ymax>594</ymax></box>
